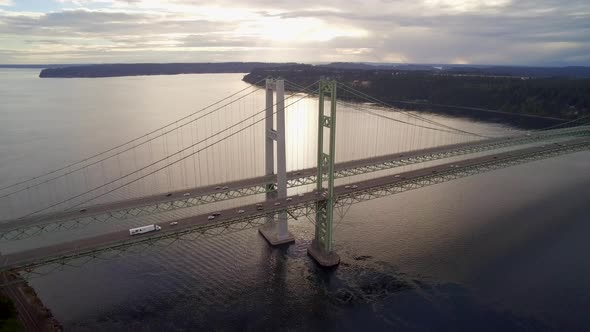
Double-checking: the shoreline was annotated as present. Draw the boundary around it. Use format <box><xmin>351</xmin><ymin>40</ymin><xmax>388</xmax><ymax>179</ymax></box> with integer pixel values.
<box><xmin>38</xmin><ymin>62</ymin><xmax>296</xmax><ymax>78</ymax></box>
<box><xmin>242</xmin><ymin>78</ymin><xmax>565</xmax><ymax>129</ymax></box>
<box><xmin>0</xmin><ymin>272</ymin><xmax>62</xmax><ymax>332</ymax></box>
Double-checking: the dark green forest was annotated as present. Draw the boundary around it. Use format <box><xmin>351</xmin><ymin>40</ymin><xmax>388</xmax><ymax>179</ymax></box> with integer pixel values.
<box><xmin>244</xmin><ymin>65</ymin><xmax>590</xmax><ymax>120</ymax></box>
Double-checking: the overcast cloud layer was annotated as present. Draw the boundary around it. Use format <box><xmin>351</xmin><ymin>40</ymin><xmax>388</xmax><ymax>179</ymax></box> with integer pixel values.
<box><xmin>1</xmin><ymin>0</ymin><xmax>589</xmax><ymax>65</ymax></box>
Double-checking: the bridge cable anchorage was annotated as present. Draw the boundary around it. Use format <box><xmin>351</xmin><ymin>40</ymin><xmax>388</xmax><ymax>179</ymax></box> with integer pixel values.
<box><xmin>16</xmin><ymin>81</ymin><xmax>320</xmax><ymax>218</ymax></box>
<box><xmin>283</xmin><ymin>79</ymin><xmax>494</xmax><ymax>139</ymax></box>
<box><xmin>0</xmin><ymin>79</ymin><xmax>267</xmax><ymax>198</ymax></box>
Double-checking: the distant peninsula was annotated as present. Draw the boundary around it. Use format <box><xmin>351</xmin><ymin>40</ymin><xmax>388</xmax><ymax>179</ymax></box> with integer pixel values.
<box><xmin>243</xmin><ymin>64</ymin><xmax>590</xmax><ymax>120</ymax></box>
<box><xmin>35</xmin><ymin>61</ymin><xmax>590</xmax><ymax>120</ymax></box>
<box><xmin>38</xmin><ymin>61</ymin><xmax>590</xmax><ymax>79</ymax></box>
<box><xmin>39</xmin><ymin>62</ymin><xmax>297</xmax><ymax>78</ymax></box>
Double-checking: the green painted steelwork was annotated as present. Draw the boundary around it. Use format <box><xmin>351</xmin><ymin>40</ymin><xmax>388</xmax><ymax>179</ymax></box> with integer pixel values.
<box><xmin>3</xmin><ymin>139</ymin><xmax>589</xmax><ymax>279</ymax></box>
<box><xmin>314</xmin><ymin>80</ymin><xmax>337</xmax><ymax>252</ymax></box>
<box><xmin>1</xmin><ymin>125</ymin><xmax>589</xmax><ymax>241</ymax></box>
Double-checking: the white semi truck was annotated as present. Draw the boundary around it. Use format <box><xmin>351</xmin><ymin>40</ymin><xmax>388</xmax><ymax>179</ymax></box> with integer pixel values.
<box><xmin>129</xmin><ymin>224</ymin><xmax>162</xmax><ymax>236</ymax></box>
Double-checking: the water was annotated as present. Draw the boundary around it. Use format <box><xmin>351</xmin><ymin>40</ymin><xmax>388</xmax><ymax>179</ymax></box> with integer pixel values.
<box><xmin>1</xmin><ymin>69</ymin><xmax>589</xmax><ymax>331</ymax></box>
<box><xmin>0</xmin><ymin>69</ymin><xmax>512</xmax><ymax>220</ymax></box>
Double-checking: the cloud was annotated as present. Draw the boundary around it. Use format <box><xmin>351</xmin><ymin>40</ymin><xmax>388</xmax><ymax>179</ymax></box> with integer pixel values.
<box><xmin>0</xmin><ymin>0</ymin><xmax>13</xmax><ymax>6</ymax></box>
<box><xmin>0</xmin><ymin>0</ymin><xmax>588</xmax><ymax>65</ymax></box>
<box><xmin>0</xmin><ymin>9</ymin><xmax>230</xmax><ymax>35</ymax></box>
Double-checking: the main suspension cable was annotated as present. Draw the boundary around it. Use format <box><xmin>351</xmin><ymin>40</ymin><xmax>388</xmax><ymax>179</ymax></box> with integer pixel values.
<box><xmin>0</xmin><ymin>78</ymin><xmax>266</xmax><ymax>193</ymax></box>
<box><xmin>19</xmin><ymin>81</ymin><xmax>319</xmax><ymax>218</ymax></box>
<box><xmin>0</xmin><ymin>81</ymin><xmax>266</xmax><ymax>199</ymax></box>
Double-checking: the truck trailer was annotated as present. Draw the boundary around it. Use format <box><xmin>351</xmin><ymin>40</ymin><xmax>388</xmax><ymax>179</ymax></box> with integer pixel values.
<box><xmin>129</xmin><ymin>224</ymin><xmax>162</xmax><ymax>236</ymax></box>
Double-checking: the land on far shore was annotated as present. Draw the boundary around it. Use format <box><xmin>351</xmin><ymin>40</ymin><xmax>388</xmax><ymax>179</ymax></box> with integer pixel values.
<box><xmin>38</xmin><ymin>62</ymin><xmax>297</xmax><ymax>78</ymax></box>
<box><xmin>14</xmin><ymin>61</ymin><xmax>590</xmax><ymax>120</ymax></box>
<box><xmin>0</xmin><ymin>64</ymin><xmax>75</xmax><ymax>69</ymax></box>
<box><xmin>244</xmin><ymin>64</ymin><xmax>590</xmax><ymax>120</ymax></box>
<box><xmin>32</xmin><ymin>61</ymin><xmax>590</xmax><ymax>79</ymax></box>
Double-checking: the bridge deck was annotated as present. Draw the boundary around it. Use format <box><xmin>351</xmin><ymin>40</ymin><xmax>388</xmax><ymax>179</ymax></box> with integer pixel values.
<box><xmin>2</xmin><ymin>137</ymin><xmax>589</xmax><ymax>271</ymax></box>
<box><xmin>2</xmin><ymin>125</ymin><xmax>588</xmax><ymax>236</ymax></box>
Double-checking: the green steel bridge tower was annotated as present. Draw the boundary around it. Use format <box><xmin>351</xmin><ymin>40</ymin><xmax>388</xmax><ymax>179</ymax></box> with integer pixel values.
<box><xmin>307</xmin><ymin>80</ymin><xmax>340</xmax><ymax>267</ymax></box>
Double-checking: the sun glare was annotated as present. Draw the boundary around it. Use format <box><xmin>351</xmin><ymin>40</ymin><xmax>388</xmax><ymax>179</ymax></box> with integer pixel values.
<box><xmin>239</xmin><ymin>17</ymin><xmax>367</xmax><ymax>43</ymax></box>
<box><xmin>424</xmin><ymin>0</ymin><xmax>511</xmax><ymax>12</ymax></box>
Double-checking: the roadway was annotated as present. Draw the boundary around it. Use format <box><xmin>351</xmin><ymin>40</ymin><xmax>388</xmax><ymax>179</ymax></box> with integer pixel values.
<box><xmin>1</xmin><ymin>125</ymin><xmax>588</xmax><ymax>234</ymax></box>
<box><xmin>2</xmin><ymin>137</ymin><xmax>589</xmax><ymax>272</ymax></box>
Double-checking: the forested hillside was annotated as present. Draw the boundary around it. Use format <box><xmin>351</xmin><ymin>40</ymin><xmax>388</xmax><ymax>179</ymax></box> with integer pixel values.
<box><xmin>244</xmin><ymin>65</ymin><xmax>590</xmax><ymax>120</ymax></box>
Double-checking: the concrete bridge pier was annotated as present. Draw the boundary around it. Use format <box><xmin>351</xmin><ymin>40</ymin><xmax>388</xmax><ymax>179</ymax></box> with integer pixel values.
<box><xmin>307</xmin><ymin>241</ymin><xmax>340</xmax><ymax>267</ymax></box>
<box><xmin>259</xmin><ymin>78</ymin><xmax>295</xmax><ymax>246</ymax></box>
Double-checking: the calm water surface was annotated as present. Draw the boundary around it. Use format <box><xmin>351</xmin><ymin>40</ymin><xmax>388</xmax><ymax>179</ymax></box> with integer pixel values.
<box><xmin>1</xmin><ymin>69</ymin><xmax>589</xmax><ymax>331</ymax></box>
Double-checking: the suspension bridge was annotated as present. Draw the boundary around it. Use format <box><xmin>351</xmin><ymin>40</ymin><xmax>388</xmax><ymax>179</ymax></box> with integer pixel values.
<box><xmin>0</xmin><ymin>78</ymin><xmax>589</xmax><ymax>279</ymax></box>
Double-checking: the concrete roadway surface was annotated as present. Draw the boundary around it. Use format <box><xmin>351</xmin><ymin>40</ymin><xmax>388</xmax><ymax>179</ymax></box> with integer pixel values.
<box><xmin>1</xmin><ymin>137</ymin><xmax>588</xmax><ymax>272</ymax></box>
<box><xmin>2</xmin><ymin>127</ymin><xmax>585</xmax><ymax>232</ymax></box>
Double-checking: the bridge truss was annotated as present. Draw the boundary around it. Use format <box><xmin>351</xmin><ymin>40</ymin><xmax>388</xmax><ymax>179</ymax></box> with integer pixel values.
<box><xmin>3</xmin><ymin>137</ymin><xmax>589</xmax><ymax>281</ymax></box>
<box><xmin>2</xmin><ymin>125</ymin><xmax>588</xmax><ymax>241</ymax></box>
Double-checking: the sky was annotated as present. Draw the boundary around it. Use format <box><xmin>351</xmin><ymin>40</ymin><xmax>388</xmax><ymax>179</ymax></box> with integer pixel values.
<box><xmin>0</xmin><ymin>0</ymin><xmax>589</xmax><ymax>65</ymax></box>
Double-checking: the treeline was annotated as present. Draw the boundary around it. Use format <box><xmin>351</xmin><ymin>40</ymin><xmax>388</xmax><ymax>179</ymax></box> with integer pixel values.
<box><xmin>320</xmin><ymin>62</ymin><xmax>590</xmax><ymax>78</ymax></box>
<box><xmin>39</xmin><ymin>62</ymin><xmax>297</xmax><ymax>78</ymax></box>
<box><xmin>243</xmin><ymin>65</ymin><xmax>590</xmax><ymax>120</ymax></box>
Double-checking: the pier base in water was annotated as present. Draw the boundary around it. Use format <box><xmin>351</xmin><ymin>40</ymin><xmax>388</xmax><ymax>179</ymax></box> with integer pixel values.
<box><xmin>307</xmin><ymin>241</ymin><xmax>340</xmax><ymax>267</ymax></box>
<box><xmin>259</xmin><ymin>223</ymin><xmax>295</xmax><ymax>246</ymax></box>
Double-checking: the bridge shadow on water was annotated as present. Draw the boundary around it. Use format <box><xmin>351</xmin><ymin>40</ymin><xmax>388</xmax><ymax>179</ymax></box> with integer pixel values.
<box><xmin>299</xmin><ymin>259</ymin><xmax>546</xmax><ymax>332</ymax></box>
<box><xmin>29</xmin><ymin>155</ymin><xmax>590</xmax><ymax>332</ymax></box>
<box><xmin>59</xmin><ymin>236</ymin><xmax>548</xmax><ymax>332</ymax></box>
